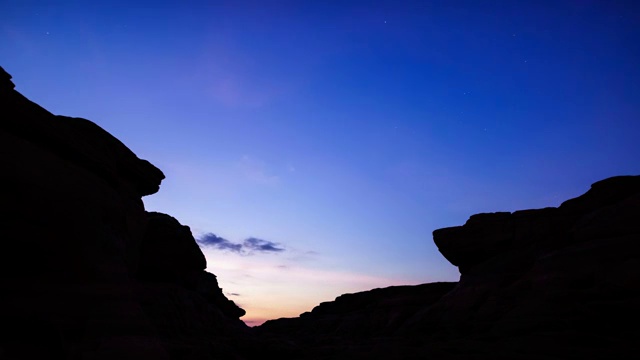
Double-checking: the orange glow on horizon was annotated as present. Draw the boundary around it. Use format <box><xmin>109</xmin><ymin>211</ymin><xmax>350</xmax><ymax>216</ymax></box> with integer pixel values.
<box><xmin>242</xmin><ymin>317</ymin><xmax>269</xmax><ymax>327</ymax></box>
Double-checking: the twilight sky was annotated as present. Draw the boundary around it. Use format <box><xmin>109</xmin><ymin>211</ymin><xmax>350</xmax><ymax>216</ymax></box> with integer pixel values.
<box><xmin>2</xmin><ymin>0</ymin><xmax>639</xmax><ymax>326</ymax></box>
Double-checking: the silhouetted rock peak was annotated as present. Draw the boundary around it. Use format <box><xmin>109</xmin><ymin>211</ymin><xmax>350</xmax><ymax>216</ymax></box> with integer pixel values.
<box><xmin>0</xmin><ymin>66</ymin><xmax>15</xmax><ymax>90</ymax></box>
<box><xmin>1</xmin><ymin>67</ymin><xmax>164</xmax><ymax>197</ymax></box>
<box><xmin>433</xmin><ymin>175</ymin><xmax>640</xmax><ymax>273</ymax></box>
<box><xmin>559</xmin><ymin>175</ymin><xmax>640</xmax><ymax>213</ymax></box>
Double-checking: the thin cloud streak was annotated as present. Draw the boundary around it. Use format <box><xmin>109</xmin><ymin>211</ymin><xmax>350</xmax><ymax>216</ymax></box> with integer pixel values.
<box><xmin>244</xmin><ymin>237</ymin><xmax>284</xmax><ymax>252</ymax></box>
<box><xmin>197</xmin><ymin>233</ymin><xmax>285</xmax><ymax>255</ymax></box>
<box><xmin>197</xmin><ymin>233</ymin><xmax>243</xmax><ymax>252</ymax></box>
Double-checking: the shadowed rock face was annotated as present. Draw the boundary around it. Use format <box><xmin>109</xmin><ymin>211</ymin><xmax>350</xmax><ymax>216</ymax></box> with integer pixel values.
<box><xmin>196</xmin><ymin>271</ymin><xmax>247</xmax><ymax>319</ymax></box>
<box><xmin>137</xmin><ymin>211</ymin><xmax>246</xmax><ymax>319</ymax></box>
<box><xmin>0</xmin><ymin>66</ymin><xmax>251</xmax><ymax>359</ymax></box>
<box><xmin>256</xmin><ymin>176</ymin><xmax>640</xmax><ymax>358</ymax></box>
<box><xmin>413</xmin><ymin>176</ymin><xmax>640</xmax><ymax>358</ymax></box>
<box><xmin>260</xmin><ymin>282</ymin><xmax>456</xmax><ymax>337</ymax></box>
<box><xmin>137</xmin><ymin>211</ymin><xmax>208</xmax><ymax>288</ymax></box>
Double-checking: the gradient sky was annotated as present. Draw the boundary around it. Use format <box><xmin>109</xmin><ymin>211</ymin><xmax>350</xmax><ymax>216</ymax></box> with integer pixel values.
<box><xmin>2</xmin><ymin>0</ymin><xmax>639</xmax><ymax>326</ymax></box>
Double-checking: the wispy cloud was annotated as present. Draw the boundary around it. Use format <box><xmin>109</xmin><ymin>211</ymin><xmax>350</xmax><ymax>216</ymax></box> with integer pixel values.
<box><xmin>197</xmin><ymin>233</ymin><xmax>243</xmax><ymax>252</ymax></box>
<box><xmin>197</xmin><ymin>233</ymin><xmax>285</xmax><ymax>255</ymax></box>
<box><xmin>244</xmin><ymin>237</ymin><xmax>284</xmax><ymax>252</ymax></box>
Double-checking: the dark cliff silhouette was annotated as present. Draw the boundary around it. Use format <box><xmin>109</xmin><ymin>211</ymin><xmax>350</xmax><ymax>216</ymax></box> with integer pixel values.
<box><xmin>1</xmin><ymin>66</ymin><xmax>250</xmax><ymax>359</ymax></box>
<box><xmin>257</xmin><ymin>176</ymin><xmax>640</xmax><ymax>359</ymax></box>
<box><xmin>1</xmin><ymin>66</ymin><xmax>639</xmax><ymax>359</ymax></box>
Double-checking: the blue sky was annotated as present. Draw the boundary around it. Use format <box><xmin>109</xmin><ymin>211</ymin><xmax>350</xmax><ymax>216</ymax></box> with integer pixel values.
<box><xmin>2</xmin><ymin>0</ymin><xmax>639</xmax><ymax>325</ymax></box>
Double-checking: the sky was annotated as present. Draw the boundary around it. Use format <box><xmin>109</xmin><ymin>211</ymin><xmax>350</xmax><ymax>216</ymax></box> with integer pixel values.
<box><xmin>2</xmin><ymin>0</ymin><xmax>639</xmax><ymax>326</ymax></box>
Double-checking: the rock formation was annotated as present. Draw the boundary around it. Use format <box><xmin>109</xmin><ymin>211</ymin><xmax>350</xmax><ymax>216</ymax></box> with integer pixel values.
<box><xmin>0</xmin><ymin>66</ymin><xmax>250</xmax><ymax>359</ymax></box>
<box><xmin>257</xmin><ymin>176</ymin><xmax>640</xmax><ymax>359</ymax></box>
<box><xmin>2</xmin><ymin>65</ymin><xmax>639</xmax><ymax>359</ymax></box>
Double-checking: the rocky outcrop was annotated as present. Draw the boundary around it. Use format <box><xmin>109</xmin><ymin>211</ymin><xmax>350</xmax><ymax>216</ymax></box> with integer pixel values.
<box><xmin>0</xmin><ymin>66</ymin><xmax>250</xmax><ymax>359</ymax></box>
<box><xmin>256</xmin><ymin>283</ymin><xmax>458</xmax><ymax>359</ymax></box>
<box><xmin>256</xmin><ymin>176</ymin><xmax>640</xmax><ymax>359</ymax></box>
<box><xmin>259</xmin><ymin>282</ymin><xmax>455</xmax><ymax>338</ymax></box>
<box><xmin>137</xmin><ymin>212</ymin><xmax>207</xmax><ymax>288</ymax></box>
<box><xmin>1</xmin><ymin>68</ymin><xmax>164</xmax><ymax>199</ymax></box>
<box><xmin>410</xmin><ymin>175</ymin><xmax>640</xmax><ymax>358</ymax></box>
<box><xmin>1</xmin><ymin>67</ymin><xmax>163</xmax><ymax>282</ymax></box>
<box><xmin>137</xmin><ymin>211</ymin><xmax>246</xmax><ymax>320</ymax></box>
<box><xmin>196</xmin><ymin>271</ymin><xmax>247</xmax><ymax>319</ymax></box>
<box><xmin>433</xmin><ymin>176</ymin><xmax>640</xmax><ymax>276</ymax></box>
